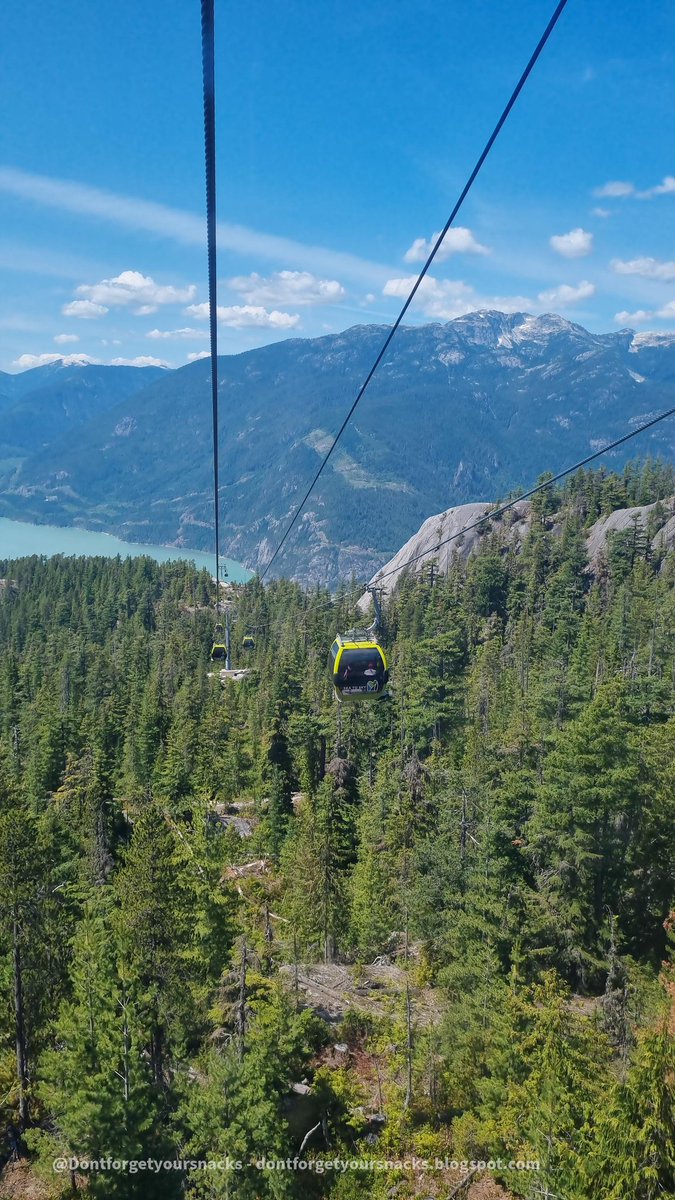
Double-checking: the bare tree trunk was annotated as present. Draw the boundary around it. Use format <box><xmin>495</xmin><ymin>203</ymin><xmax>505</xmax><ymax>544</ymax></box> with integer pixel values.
<box><xmin>403</xmin><ymin>916</ymin><xmax>413</xmax><ymax>1111</ymax></box>
<box><xmin>298</xmin><ymin>1120</ymin><xmax>321</xmax><ymax>1154</ymax></box>
<box><xmin>120</xmin><ymin>983</ymin><xmax>131</xmax><ymax>1103</ymax></box>
<box><xmin>236</xmin><ymin>939</ymin><xmax>247</xmax><ymax>1061</ymax></box>
<box><xmin>374</xmin><ymin>1057</ymin><xmax>384</xmax><ymax>1114</ymax></box>
<box><xmin>428</xmin><ymin>1024</ymin><xmax>438</xmax><ymax>1114</ymax></box>
<box><xmin>12</xmin><ymin>916</ymin><xmax>29</xmax><ymax>1130</ymax></box>
<box><xmin>404</xmin><ymin>976</ymin><xmax>413</xmax><ymax>1111</ymax></box>
<box><xmin>319</xmin><ymin>735</ymin><xmax>326</xmax><ymax>781</ymax></box>
<box><xmin>150</xmin><ymin>1015</ymin><xmax>163</xmax><ymax>1088</ymax></box>
<box><xmin>460</xmin><ymin>789</ymin><xmax>467</xmax><ymax>861</ymax></box>
<box><xmin>648</xmin><ymin>614</ymin><xmax>657</xmax><ymax>678</ymax></box>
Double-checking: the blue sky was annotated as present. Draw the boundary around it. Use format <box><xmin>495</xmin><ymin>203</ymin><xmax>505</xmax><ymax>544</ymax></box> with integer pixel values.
<box><xmin>2</xmin><ymin>0</ymin><xmax>675</xmax><ymax>372</ymax></box>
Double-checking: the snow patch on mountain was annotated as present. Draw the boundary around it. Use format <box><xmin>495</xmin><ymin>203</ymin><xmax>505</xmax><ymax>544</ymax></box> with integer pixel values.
<box><xmin>630</xmin><ymin>331</ymin><xmax>675</xmax><ymax>351</ymax></box>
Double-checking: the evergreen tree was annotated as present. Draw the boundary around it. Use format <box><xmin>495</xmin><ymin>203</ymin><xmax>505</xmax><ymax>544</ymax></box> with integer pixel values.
<box><xmin>575</xmin><ymin>1025</ymin><xmax>675</xmax><ymax>1199</ymax></box>
<box><xmin>28</xmin><ymin>903</ymin><xmax>178</xmax><ymax>1198</ymax></box>
<box><xmin>113</xmin><ymin>803</ymin><xmax>197</xmax><ymax>1087</ymax></box>
<box><xmin>179</xmin><ymin>985</ymin><xmax>324</xmax><ymax>1199</ymax></box>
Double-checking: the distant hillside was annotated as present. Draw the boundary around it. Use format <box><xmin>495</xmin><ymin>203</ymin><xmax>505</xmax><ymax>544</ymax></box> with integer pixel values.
<box><xmin>2</xmin><ymin>312</ymin><xmax>675</xmax><ymax>585</ymax></box>
<box><xmin>0</xmin><ymin>360</ymin><xmax>166</xmax><ymax>468</ymax></box>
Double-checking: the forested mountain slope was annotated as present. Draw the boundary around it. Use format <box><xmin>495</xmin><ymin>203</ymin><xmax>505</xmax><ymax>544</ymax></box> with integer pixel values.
<box><xmin>3</xmin><ymin>313</ymin><xmax>675</xmax><ymax>584</ymax></box>
<box><xmin>0</xmin><ymin>463</ymin><xmax>673</xmax><ymax>1199</ymax></box>
<box><xmin>0</xmin><ymin>361</ymin><xmax>166</xmax><ymax>469</ymax></box>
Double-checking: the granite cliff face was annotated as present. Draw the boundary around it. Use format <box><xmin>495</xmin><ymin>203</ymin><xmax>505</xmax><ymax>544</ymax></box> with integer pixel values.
<box><xmin>2</xmin><ymin>313</ymin><xmax>675</xmax><ymax>585</ymax></box>
<box><xmin>361</xmin><ymin>495</ymin><xmax>675</xmax><ymax>604</ymax></box>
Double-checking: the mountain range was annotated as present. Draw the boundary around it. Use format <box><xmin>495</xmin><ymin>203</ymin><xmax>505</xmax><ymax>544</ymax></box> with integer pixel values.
<box><xmin>2</xmin><ymin>311</ymin><xmax>675</xmax><ymax>585</ymax></box>
<box><xmin>0</xmin><ymin>361</ymin><xmax>166</xmax><ymax>462</ymax></box>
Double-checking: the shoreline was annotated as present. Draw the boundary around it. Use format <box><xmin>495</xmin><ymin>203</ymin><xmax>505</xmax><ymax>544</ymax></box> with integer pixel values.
<box><xmin>0</xmin><ymin>515</ymin><xmax>253</xmax><ymax>581</ymax></box>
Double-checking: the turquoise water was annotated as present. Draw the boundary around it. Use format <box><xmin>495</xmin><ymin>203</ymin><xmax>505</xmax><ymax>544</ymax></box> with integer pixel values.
<box><xmin>0</xmin><ymin>517</ymin><xmax>253</xmax><ymax>581</ymax></box>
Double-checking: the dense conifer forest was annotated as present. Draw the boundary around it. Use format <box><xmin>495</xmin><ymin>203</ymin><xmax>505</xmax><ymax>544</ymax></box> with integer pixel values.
<box><xmin>0</xmin><ymin>462</ymin><xmax>674</xmax><ymax>1199</ymax></box>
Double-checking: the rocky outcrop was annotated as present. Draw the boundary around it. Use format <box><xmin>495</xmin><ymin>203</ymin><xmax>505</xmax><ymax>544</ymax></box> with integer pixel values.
<box><xmin>653</xmin><ymin>512</ymin><xmax>675</xmax><ymax>552</ymax></box>
<box><xmin>361</xmin><ymin>500</ymin><xmax>532</xmax><ymax>602</ymax></box>
<box><xmin>585</xmin><ymin>498</ymin><xmax>675</xmax><ymax>566</ymax></box>
<box><xmin>361</xmin><ymin>496</ymin><xmax>675</xmax><ymax>603</ymax></box>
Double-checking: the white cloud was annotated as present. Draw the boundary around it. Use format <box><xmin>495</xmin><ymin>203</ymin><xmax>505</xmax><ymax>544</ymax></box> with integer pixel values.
<box><xmin>549</xmin><ymin>228</ymin><xmax>593</xmax><ymax>258</ymax></box>
<box><xmin>591</xmin><ymin>207</ymin><xmax>611</xmax><ymax>218</ymax></box>
<box><xmin>146</xmin><ymin>326</ymin><xmax>207</xmax><ymax>340</ymax></box>
<box><xmin>537</xmin><ymin>281</ymin><xmax>596</xmax><ymax>307</ymax></box>
<box><xmin>0</xmin><ymin>166</ymin><xmax>392</xmax><ymax>286</ymax></box>
<box><xmin>403</xmin><ymin>227</ymin><xmax>490</xmax><ymax>264</ymax></box>
<box><xmin>228</xmin><ymin>270</ymin><xmax>345</xmax><ymax>306</ymax></box>
<box><xmin>383</xmin><ymin>275</ymin><xmax>472</xmax><ymax>312</ymax></box>
<box><xmin>614</xmin><ymin>310</ymin><xmax>653</xmax><ymax>324</ymax></box>
<box><xmin>53</xmin><ymin>333</ymin><xmax>80</xmax><ymax>344</ymax></box>
<box><xmin>185</xmin><ymin>302</ymin><xmax>300</xmax><ymax>329</ymax></box>
<box><xmin>611</xmin><ymin>256</ymin><xmax>675</xmax><ymax>282</ymax></box>
<box><xmin>187</xmin><ymin>351</ymin><xmax>211</xmax><ymax>362</ymax></box>
<box><xmin>11</xmin><ymin>350</ymin><xmax>171</xmax><ymax>371</ymax></box>
<box><xmin>76</xmin><ymin>270</ymin><xmax>196</xmax><ymax>309</ymax></box>
<box><xmin>110</xmin><ymin>355</ymin><xmax>170</xmax><ymax>367</ymax></box>
<box><xmin>11</xmin><ymin>352</ymin><xmax>100</xmax><ymax>370</ymax></box>
<box><xmin>62</xmin><ymin>299</ymin><xmax>108</xmax><ymax>319</ymax></box>
<box><xmin>382</xmin><ymin>275</ymin><xmax>531</xmax><ymax>320</ymax></box>
<box><xmin>594</xmin><ymin>180</ymin><xmax>635</xmax><ymax>198</ymax></box>
<box><xmin>594</xmin><ymin>175</ymin><xmax>675</xmax><ymax>201</ymax></box>
<box><xmin>614</xmin><ymin>300</ymin><xmax>675</xmax><ymax>323</ymax></box>
<box><xmin>134</xmin><ymin>304</ymin><xmax>158</xmax><ymax>316</ymax></box>
<box><xmin>638</xmin><ymin>175</ymin><xmax>675</xmax><ymax>199</ymax></box>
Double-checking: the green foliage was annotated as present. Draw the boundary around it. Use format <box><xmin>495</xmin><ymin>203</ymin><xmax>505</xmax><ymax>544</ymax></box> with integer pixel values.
<box><xmin>178</xmin><ymin>985</ymin><xmax>326</xmax><ymax>1199</ymax></box>
<box><xmin>574</xmin><ymin>1024</ymin><xmax>675</xmax><ymax>1199</ymax></box>
<box><xmin>28</xmin><ymin>904</ymin><xmax>177</xmax><ymax>1198</ymax></box>
<box><xmin>0</xmin><ymin>465</ymin><xmax>674</xmax><ymax>1195</ymax></box>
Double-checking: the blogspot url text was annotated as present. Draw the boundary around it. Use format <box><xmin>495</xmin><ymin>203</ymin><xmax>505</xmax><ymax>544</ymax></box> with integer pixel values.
<box><xmin>53</xmin><ymin>1155</ymin><xmax>541</xmax><ymax>1176</ymax></box>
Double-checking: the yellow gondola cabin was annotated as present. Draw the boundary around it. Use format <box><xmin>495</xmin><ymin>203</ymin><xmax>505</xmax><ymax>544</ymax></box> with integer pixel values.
<box><xmin>329</xmin><ymin>633</ymin><xmax>389</xmax><ymax>702</ymax></box>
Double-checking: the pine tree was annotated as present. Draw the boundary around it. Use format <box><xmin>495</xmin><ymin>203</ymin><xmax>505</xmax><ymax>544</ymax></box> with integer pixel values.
<box><xmin>113</xmin><ymin>803</ymin><xmax>197</xmax><ymax>1088</ymax></box>
<box><xmin>575</xmin><ymin>1025</ymin><xmax>675</xmax><ymax>1199</ymax></box>
<box><xmin>179</xmin><ymin>984</ymin><xmax>324</xmax><ymax>1199</ymax></box>
<box><xmin>28</xmin><ymin>903</ymin><xmax>179</xmax><ymax>1198</ymax></box>
<box><xmin>525</xmin><ymin>681</ymin><xmax>645</xmax><ymax>986</ymax></box>
<box><xmin>282</xmin><ymin>760</ymin><xmax>357</xmax><ymax>962</ymax></box>
<box><xmin>467</xmin><ymin>972</ymin><xmax>611</xmax><ymax>1199</ymax></box>
<box><xmin>0</xmin><ymin>774</ymin><xmax>56</xmax><ymax>1139</ymax></box>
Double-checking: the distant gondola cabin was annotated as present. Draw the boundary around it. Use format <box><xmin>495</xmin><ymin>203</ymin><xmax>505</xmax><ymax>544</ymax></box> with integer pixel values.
<box><xmin>329</xmin><ymin>634</ymin><xmax>389</xmax><ymax>701</ymax></box>
<box><xmin>242</xmin><ymin>635</ymin><xmax>255</xmax><ymax>650</ymax></box>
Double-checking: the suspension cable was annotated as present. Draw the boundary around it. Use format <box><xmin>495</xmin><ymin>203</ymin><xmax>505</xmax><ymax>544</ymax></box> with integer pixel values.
<box><xmin>260</xmin><ymin>0</ymin><xmax>570</xmax><ymax>580</ymax></box>
<box><xmin>372</xmin><ymin>403</ymin><xmax>675</xmax><ymax>584</ymax></box>
<box><xmin>200</xmin><ymin>0</ymin><xmax>224</xmax><ymax>600</ymax></box>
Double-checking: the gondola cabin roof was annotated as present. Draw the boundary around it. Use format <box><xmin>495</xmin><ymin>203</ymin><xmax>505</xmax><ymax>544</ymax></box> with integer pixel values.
<box><xmin>330</xmin><ymin>632</ymin><xmax>388</xmax><ymax>659</ymax></box>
